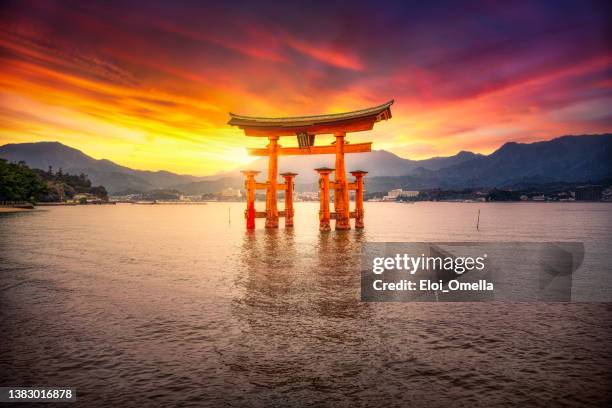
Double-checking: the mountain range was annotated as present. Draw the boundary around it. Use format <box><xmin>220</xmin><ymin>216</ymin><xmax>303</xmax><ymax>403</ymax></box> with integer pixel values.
<box><xmin>0</xmin><ymin>134</ymin><xmax>610</xmax><ymax>194</ymax></box>
<box><xmin>0</xmin><ymin>142</ymin><xmax>201</xmax><ymax>193</ymax></box>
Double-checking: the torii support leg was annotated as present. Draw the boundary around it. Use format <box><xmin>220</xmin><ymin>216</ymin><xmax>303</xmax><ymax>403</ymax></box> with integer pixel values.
<box><xmin>334</xmin><ymin>132</ymin><xmax>350</xmax><ymax>230</ymax></box>
<box><xmin>316</xmin><ymin>168</ymin><xmax>333</xmax><ymax>232</ymax></box>
<box><xmin>265</xmin><ymin>136</ymin><xmax>279</xmax><ymax>228</ymax></box>
<box><xmin>241</xmin><ymin>170</ymin><xmax>260</xmax><ymax>230</ymax></box>
<box><xmin>281</xmin><ymin>172</ymin><xmax>297</xmax><ymax>227</ymax></box>
<box><xmin>350</xmin><ymin>171</ymin><xmax>368</xmax><ymax>228</ymax></box>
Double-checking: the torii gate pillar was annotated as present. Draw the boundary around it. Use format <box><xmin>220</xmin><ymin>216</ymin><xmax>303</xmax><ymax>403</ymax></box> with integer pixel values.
<box><xmin>265</xmin><ymin>136</ymin><xmax>279</xmax><ymax>228</ymax></box>
<box><xmin>350</xmin><ymin>170</ymin><xmax>368</xmax><ymax>228</ymax></box>
<box><xmin>334</xmin><ymin>132</ymin><xmax>351</xmax><ymax>230</ymax></box>
<box><xmin>241</xmin><ymin>170</ymin><xmax>260</xmax><ymax>230</ymax></box>
<box><xmin>281</xmin><ymin>172</ymin><xmax>297</xmax><ymax>227</ymax></box>
<box><xmin>316</xmin><ymin>168</ymin><xmax>333</xmax><ymax>232</ymax></box>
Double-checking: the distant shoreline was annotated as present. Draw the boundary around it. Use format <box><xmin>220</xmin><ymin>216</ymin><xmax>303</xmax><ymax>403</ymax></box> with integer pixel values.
<box><xmin>3</xmin><ymin>201</ymin><xmax>610</xmax><ymax>214</ymax></box>
<box><xmin>0</xmin><ymin>206</ymin><xmax>34</xmax><ymax>213</ymax></box>
<box><xmin>127</xmin><ymin>201</ymin><xmax>208</xmax><ymax>205</ymax></box>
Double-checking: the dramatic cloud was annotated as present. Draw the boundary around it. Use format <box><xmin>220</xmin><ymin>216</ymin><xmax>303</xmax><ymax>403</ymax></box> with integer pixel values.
<box><xmin>0</xmin><ymin>0</ymin><xmax>610</xmax><ymax>174</ymax></box>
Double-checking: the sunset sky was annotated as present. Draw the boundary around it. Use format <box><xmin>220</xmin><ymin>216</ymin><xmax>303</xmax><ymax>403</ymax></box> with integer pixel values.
<box><xmin>1</xmin><ymin>0</ymin><xmax>610</xmax><ymax>175</ymax></box>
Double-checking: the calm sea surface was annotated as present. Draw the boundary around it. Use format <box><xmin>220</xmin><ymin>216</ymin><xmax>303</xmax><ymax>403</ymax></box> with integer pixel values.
<box><xmin>1</xmin><ymin>202</ymin><xmax>611</xmax><ymax>407</ymax></box>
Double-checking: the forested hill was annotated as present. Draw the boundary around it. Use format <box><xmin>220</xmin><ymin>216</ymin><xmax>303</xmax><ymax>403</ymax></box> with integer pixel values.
<box><xmin>0</xmin><ymin>159</ymin><xmax>107</xmax><ymax>202</ymax></box>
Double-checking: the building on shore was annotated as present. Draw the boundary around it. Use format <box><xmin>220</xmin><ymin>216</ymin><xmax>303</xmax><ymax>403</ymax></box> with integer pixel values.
<box><xmin>574</xmin><ymin>186</ymin><xmax>604</xmax><ymax>201</ymax></box>
<box><xmin>73</xmin><ymin>193</ymin><xmax>104</xmax><ymax>204</ymax></box>
<box><xmin>382</xmin><ymin>189</ymin><xmax>419</xmax><ymax>201</ymax></box>
<box><xmin>220</xmin><ymin>187</ymin><xmax>242</xmax><ymax>198</ymax></box>
<box><xmin>179</xmin><ymin>194</ymin><xmax>207</xmax><ymax>202</ymax></box>
<box><xmin>295</xmin><ymin>191</ymin><xmax>319</xmax><ymax>202</ymax></box>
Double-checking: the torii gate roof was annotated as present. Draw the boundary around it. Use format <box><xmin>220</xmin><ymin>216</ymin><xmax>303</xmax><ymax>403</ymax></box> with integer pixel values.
<box><xmin>228</xmin><ymin>100</ymin><xmax>393</xmax><ymax>137</ymax></box>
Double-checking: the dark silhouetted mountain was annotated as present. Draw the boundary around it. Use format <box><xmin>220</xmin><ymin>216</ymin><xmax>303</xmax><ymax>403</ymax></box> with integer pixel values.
<box><xmin>2</xmin><ymin>134</ymin><xmax>610</xmax><ymax>194</ymax></box>
<box><xmin>163</xmin><ymin>149</ymin><xmax>482</xmax><ymax>193</ymax></box>
<box><xmin>171</xmin><ymin>176</ymin><xmax>244</xmax><ymax>195</ymax></box>
<box><xmin>362</xmin><ymin>134</ymin><xmax>612</xmax><ymax>192</ymax></box>
<box><xmin>0</xmin><ymin>142</ymin><xmax>202</xmax><ymax>193</ymax></box>
<box><xmin>434</xmin><ymin>134</ymin><xmax>612</xmax><ymax>187</ymax></box>
<box><xmin>212</xmin><ymin>149</ymin><xmax>481</xmax><ymax>183</ymax></box>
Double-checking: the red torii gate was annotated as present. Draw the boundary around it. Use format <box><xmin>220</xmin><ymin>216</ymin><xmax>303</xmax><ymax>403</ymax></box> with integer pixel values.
<box><xmin>228</xmin><ymin>100</ymin><xmax>393</xmax><ymax>231</ymax></box>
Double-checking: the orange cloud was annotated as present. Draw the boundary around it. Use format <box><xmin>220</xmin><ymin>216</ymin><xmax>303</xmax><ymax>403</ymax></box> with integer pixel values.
<box><xmin>285</xmin><ymin>36</ymin><xmax>364</xmax><ymax>71</ymax></box>
<box><xmin>0</xmin><ymin>0</ymin><xmax>610</xmax><ymax>172</ymax></box>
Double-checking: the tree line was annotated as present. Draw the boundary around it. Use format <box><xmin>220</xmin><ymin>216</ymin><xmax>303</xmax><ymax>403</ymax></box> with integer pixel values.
<box><xmin>0</xmin><ymin>159</ymin><xmax>108</xmax><ymax>203</ymax></box>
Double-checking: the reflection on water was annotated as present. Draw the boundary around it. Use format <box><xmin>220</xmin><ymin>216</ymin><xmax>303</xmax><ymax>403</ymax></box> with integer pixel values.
<box><xmin>235</xmin><ymin>228</ymin><xmax>372</xmax><ymax>331</ymax></box>
<box><xmin>0</xmin><ymin>203</ymin><xmax>611</xmax><ymax>406</ymax></box>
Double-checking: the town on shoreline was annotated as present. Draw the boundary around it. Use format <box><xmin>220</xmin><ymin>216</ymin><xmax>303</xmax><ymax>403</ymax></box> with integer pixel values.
<box><xmin>1</xmin><ymin>157</ymin><xmax>611</xmax><ymax>213</ymax></box>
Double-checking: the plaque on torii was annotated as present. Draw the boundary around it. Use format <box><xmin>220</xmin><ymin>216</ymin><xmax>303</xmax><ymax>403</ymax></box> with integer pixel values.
<box><xmin>228</xmin><ymin>100</ymin><xmax>393</xmax><ymax>231</ymax></box>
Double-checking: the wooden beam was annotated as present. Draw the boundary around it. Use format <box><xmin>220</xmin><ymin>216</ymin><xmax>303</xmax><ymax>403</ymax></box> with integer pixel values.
<box><xmin>241</xmin><ymin>117</ymin><xmax>376</xmax><ymax>137</ymax></box>
<box><xmin>330</xmin><ymin>212</ymin><xmax>357</xmax><ymax>219</ymax></box>
<box><xmin>248</xmin><ymin>142</ymin><xmax>372</xmax><ymax>156</ymax></box>
<box><xmin>255</xmin><ymin>211</ymin><xmax>286</xmax><ymax>218</ymax></box>
<box><xmin>255</xmin><ymin>182</ymin><xmax>286</xmax><ymax>189</ymax></box>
